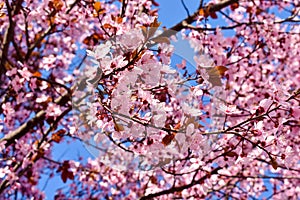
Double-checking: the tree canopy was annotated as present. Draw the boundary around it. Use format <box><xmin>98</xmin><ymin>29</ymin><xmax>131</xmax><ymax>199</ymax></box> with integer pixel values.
<box><xmin>0</xmin><ymin>0</ymin><xmax>300</xmax><ymax>199</ymax></box>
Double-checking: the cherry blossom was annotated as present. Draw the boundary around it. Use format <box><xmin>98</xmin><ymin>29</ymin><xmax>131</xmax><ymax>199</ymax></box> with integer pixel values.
<box><xmin>218</xmin><ymin>103</ymin><xmax>241</xmax><ymax>115</ymax></box>
<box><xmin>194</xmin><ymin>53</ymin><xmax>215</xmax><ymax>68</ymax></box>
<box><xmin>86</xmin><ymin>41</ymin><xmax>112</xmax><ymax>60</ymax></box>
<box><xmin>0</xmin><ymin>0</ymin><xmax>300</xmax><ymax>199</ymax></box>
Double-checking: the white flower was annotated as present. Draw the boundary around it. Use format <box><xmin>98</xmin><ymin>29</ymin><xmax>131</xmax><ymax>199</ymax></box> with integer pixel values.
<box><xmin>85</xmin><ymin>67</ymin><xmax>103</xmax><ymax>85</ymax></box>
<box><xmin>218</xmin><ymin>103</ymin><xmax>241</xmax><ymax>115</ymax></box>
<box><xmin>0</xmin><ymin>166</ymin><xmax>9</xmax><ymax>178</ymax></box>
<box><xmin>259</xmin><ymin>99</ymin><xmax>273</xmax><ymax>110</ymax></box>
<box><xmin>160</xmin><ymin>64</ymin><xmax>176</xmax><ymax>74</ymax></box>
<box><xmin>182</xmin><ymin>102</ymin><xmax>203</xmax><ymax>116</ymax></box>
<box><xmin>189</xmin><ymin>38</ymin><xmax>204</xmax><ymax>53</ymax></box>
<box><xmin>186</xmin><ymin>123</ymin><xmax>195</xmax><ymax>135</ymax></box>
<box><xmin>194</xmin><ymin>53</ymin><xmax>214</xmax><ymax>68</ymax></box>
<box><xmin>86</xmin><ymin>41</ymin><xmax>111</xmax><ymax>60</ymax></box>
<box><xmin>118</xmin><ymin>30</ymin><xmax>144</xmax><ymax>50</ymax></box>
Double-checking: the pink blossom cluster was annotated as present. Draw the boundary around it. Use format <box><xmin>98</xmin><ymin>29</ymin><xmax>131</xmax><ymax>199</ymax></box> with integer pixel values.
<box><xmin>0</xmin><ymin>0</ymin><xmax>300</xmax><ymax>199</ymax></box>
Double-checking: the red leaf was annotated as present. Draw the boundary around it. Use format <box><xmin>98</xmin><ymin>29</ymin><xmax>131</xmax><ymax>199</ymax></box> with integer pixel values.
<box><xmin>103</xmin><ymin>23</ymin><xmax>113</xmax><ymax>29</ymax></box>
<box><xmin>174</xmin><ymin>122</ymin><xmax>181</xmax><ymax>130</ymax></box>
<box><xmin>210</xmin><ymin>12</ymin><xmax>218</xmax><ymax>19</ymax></box>
<box><xmin>151</xmin><ymin>36</ymin><xmax>170</xmax><ymax>44</ymax></box>
<box><xmin>32</xmin><ymin>71</ymin><xmax>42</xmax><ymax>77</ymax></box>
<box><xmin>230</xmin><ymin>2</ymin><xmax>239</xmax><ymax>11</ymax></box>
<box><xmin>114</xmin><ymin>123</ymin><xmax>124</xmax><ymax>132</ymax></box>
<box><xmin>148</xmin><ymin>18</ymin><xmax>161</xmax><ymax>38</ymax></box>
<box><xmin>94</xmin><ymin>2</ymin><xmax>101</xmax><ymax>12</ymax></box>
<box><xmin>226</xmin><ymin>151</ymin><xmax>238</xmax><ymax>159</ymax></box>
<box><xmin>151</xmin><ymin>0</ymin><xmax>159</xmax><ymax>7</ymax></box>
<box><xmin>58</xmin><ymin>161</ymin><xmax>74</xmax><ymax>183</ymax></box>
<box><xmin>48</xmin><ymin>0</ymin><xmax>63</xmax><ymax>11</ymax></box>
<box><xmin>198</xmin><ymin>8</ymin><xmax>209</xmax><ymax>18</ymax></box>
<box><xmin>215</xmin><ymin>65</ymin><xmax>228</xmax><ymax>76</ymax></box>
<box><xmin>162</xmin><ymin>133</ymin><xmax>175</xmax><ymax>146</ymax></box>
<box><xmin>150</xmin><ymin>176</ymin><xmax>158</xmax><ymax>184</ymax></box>
<box><xmin>271</xmin><ymin>158</ymin><xmax>278</xmax><ymax>170</ymax></box>
<box><xmin>51</xmin><ymin>129</ymin><xmax>66</xmax><ymax>143</ymax></box>
<box><xmin>61</xmin><ymin>171</ymin><xmax>68</xmax><ymax>183</ymax></box>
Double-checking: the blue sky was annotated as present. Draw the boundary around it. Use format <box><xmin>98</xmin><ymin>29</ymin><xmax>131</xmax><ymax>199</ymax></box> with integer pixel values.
<box><xmin>157</xmin><ymin>0</ymin><xmax>200</xmax><ymax>27</ymax></box>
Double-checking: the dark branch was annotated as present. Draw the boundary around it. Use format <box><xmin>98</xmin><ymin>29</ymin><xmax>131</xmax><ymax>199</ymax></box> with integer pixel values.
<box><xmin>139</xmin><ymin>167</ymin><xmax>222</xmax><ymax>200</ymax></box>
<box><xmin>156</xmin><ymin>0</ymin><xmax>239</xmax><ymax>38</ymax></box>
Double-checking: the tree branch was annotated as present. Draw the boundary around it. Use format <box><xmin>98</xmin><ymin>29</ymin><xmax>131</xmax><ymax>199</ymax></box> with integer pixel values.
<box><xmin>0</xmin><ymin>88</ymin><xmax>72</xmax><ymax>147</ymax></box>
<box><xmin>139</xmin><ymin>167</ymin><xmax>222</xmax><ymax>200</ymax></box>
<box><xmin>155</xmin><ymin>0</ymin><xmax>239</xmax><ymax>39</ymax></box>
<box><xmin>0</xmin><ymin>1</ymin><xmax>16</xmax><ymax>76</ymax></box>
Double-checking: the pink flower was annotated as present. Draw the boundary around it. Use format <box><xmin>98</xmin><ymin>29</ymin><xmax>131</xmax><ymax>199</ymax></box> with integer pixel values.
<box><xmin>36</xmin><ymin>94</ymin><xmax>49</xmax><ymax>103</ymax></box>
<box><xmin>30</xmin><ymin>78</ymin><xmax>38</xmax><ymax>90</ymax></box>
<box><xmin>186</xmin><ymin>123</ymin><xmax>195</xmax><ymax>135</ymax></box>
<box><xmin>17</xmin><ymin>67</ymin><xmax>32</xmax><ymax>81</ymax></box>
<box><xmin>160</xmin><ymin>64</ymin><xmax>176</xmax><ymax>74</ymax></box>
<box><xmin>46</xmin><ymin>103</ymin><xmax>62</xmax><ymax>117</ymax></box>
<box><xmin>218</xmin><ymin>103</ymin><xmax>241</xmax><ymax>115</ymax></box>
<box><xmin>117</xmin><ymin>29</ymin><xmax>144</xmax><ymax>50</ymax></box>
<box><xmin>291</xmin><ymin>107</ymin><xmax>300</xmax><ymax>119</ymax></box>
<box><xmin>194</xmin><ymin>54</ymin><xmax>214</xmax><ymax>68</ymax></box>
<box><xmin>176</xmin><ymin>59</ymin><xmax>186</xmax><ymax>69</ymax></box>
<box><xmin>41</xmin><ymin>54</ymin><xmax>56</xmax><ymax>70</ymax></box>
<box><xmin>2</xmin><ymin>102</ymin><xmax>15</xmax><ymax>117</ymax></box>
<box><xmin>11</xmin><ymin>76</ymin><xmax>24</xmax><ymax>91</ymax></box>
<box><xmin>259</xmin><ymin>99</ymin><xmax>273</xmax><ymax>111</ymax></box>
<box><xmin>0</xmin><ymin>141</ymin><xmax>7</xmax><ymax>153</ymax></box>
<box><xmin>86</xmin><ymin>41</ymin><xmax>111</xmax><ymax>60</ymax></box>
<box><xmin>182</xmin><ymin>102</ymin><xmax>203</xmax><ymax>116</ymax></box>
<box><xmin>253</xmin><ymin>121</ymin><xmax>264</xmax><ymax>136</ymax></box>
<box><xmin>0</xmin><ymin>166</ymin><xmax>10</xmax><ymax>179</ymax></box>
<box><xmin>159</xmin><ymin>43</ymin><xmax>174</xmax><ymax>65</ymax></box>
<box><xmin>6</xmin><ymin>68</ymin><xmax>17</xmax><ymax>76</ymax></box>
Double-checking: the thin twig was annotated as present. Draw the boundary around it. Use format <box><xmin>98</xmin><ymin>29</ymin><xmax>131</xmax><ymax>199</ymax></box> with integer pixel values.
<box><xmin>181</xmin><ymin>0</ymin><xmax>190</xmax><ymax>17</ymax></box>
